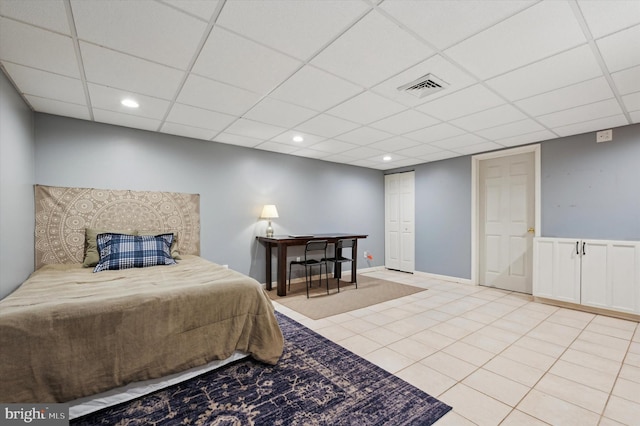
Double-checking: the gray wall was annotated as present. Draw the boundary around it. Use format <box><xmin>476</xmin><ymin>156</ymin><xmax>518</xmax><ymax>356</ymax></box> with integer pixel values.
<box><xmin>413</xmin><ymin>156</ymin><xmax>472</xmax><ymax>278</ymax></box>
<box><xmin>541</xmin><ymin>124</ymin><xmax>640</xmax><ymax>240</ymax></box>
<box><xmin>0</xmin><ymin>70</ymin><xmax>35</xmax><ymax>299</ymax></box>
<box><xmin>33</xmin><ymin>113</ymin><xmax>384</xmax><ymax>283</ymax></box>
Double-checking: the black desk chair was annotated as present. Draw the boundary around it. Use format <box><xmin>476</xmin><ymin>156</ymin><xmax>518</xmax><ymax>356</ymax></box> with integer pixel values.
<box><xmin>323</xmin><ymin>238</ymin><xmax>357</xmax><ymax>293</ymax></box>
<box><xmin>288</xmin><ymin>240</ymin><xmax>329</xmax><ymax>298</ymax></box>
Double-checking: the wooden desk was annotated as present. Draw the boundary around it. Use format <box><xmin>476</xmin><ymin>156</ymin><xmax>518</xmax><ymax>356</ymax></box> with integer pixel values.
<box><xmin>257</xmin><ymin>234</ymin><xmax>368</xmax><ymax>296</ymax></box>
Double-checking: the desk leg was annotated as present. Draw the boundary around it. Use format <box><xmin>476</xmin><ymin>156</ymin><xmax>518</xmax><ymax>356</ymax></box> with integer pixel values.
<box><xmin>265</xmin><ymin>243</ymin><xmax>272</xmax><ymax>291</ymax></box>
<box><xmin>335</xmin><ymin>244</ymin><xmax>342</xmax><ymax>279</ymax></box>
<box><xmin>351</xmin><ymin>239</ymin><xmax>358</xmax><ymax>283</ymax></box>
<box><xmin>277</xmin><ymin>244</ymin><xmax>287</xmax><ymax>297</ymax></box>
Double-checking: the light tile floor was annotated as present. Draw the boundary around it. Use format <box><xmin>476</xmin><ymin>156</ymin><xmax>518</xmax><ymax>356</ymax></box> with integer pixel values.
<box><xmin>272</xmin><ymin>270</ymin><xmax>640</xmax><ymax>426</ymax></box>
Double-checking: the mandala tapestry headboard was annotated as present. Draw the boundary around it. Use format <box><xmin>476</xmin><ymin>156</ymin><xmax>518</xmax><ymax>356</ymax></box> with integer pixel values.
<box><xmin>34</xmin><ymin>185</ymin><xmax>200</xmax><ymax>269</ymax></box>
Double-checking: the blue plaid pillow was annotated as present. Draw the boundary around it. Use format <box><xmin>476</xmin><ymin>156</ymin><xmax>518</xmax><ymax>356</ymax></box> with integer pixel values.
<box><xmin>94</xmin><ymin>233</ymin><xmax>176</xmax><ymax>272</ymax></box>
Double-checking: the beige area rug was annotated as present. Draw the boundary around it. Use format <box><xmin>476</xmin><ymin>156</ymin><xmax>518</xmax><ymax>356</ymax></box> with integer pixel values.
<box><xmin>268</xmin><ymin>275</ymin><xmax>426</xmax><ymax>320</ymax></box>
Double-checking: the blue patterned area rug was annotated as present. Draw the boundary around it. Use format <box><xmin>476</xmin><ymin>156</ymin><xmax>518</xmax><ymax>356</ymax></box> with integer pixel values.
<box><xmin>71</xmin><ymin>312</ymin><xmax>452</xmax><ymax>425</ymax></box>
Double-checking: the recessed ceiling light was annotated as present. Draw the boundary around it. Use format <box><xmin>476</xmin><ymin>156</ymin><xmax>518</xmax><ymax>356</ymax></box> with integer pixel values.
<box><xmin>121</xmin><ymin>99</ymin><xmax>139</xmax><ymax>108</ymax></box>
<box><xmin>383</xmin><ymin>155</ymin><xmax>392</xmax><ymax>161</ymax></box>
<box><xmin>292</xmin><ymin>135</ymin><xmax>304</xmax><ymax>143</ymax></box>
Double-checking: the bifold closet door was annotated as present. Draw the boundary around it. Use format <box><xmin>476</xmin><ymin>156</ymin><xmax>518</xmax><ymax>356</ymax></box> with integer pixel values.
<box><xmin>385</xmin><ymin>172</ymin><xmax>415</xmax><ymax>273</ymax></box>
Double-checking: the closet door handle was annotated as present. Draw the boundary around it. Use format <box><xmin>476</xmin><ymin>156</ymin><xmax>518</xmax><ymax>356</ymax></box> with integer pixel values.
<box><xmin>576</xmin><ymin>241</ymin><xmax>579</xmax><ymax>255</ymax></box>
<box><xmin>582</xmin><ymin>242</ymin><xmax>586</xmax><ymax>256</ymax></box>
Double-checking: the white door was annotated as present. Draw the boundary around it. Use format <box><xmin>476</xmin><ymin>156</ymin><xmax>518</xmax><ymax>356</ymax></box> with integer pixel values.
<box><xmin>480</xmin><ymin>153</ymin><xmax>535</xmax><ymax>293</ymax></box>
<box><xmin>385</xmin><ymin>172</ymin><xmax>415</xmax><ymax>272</ymax></box>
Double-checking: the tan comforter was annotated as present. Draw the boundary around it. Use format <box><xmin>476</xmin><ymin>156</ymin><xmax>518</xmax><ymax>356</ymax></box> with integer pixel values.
<box><xmin>0</xmin><ymin>255</ymin><xmax>284</xmax><ymax>403</ymax></box>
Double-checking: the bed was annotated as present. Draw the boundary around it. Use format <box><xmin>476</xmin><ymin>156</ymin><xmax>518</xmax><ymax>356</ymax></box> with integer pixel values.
<box><xmin>0</xmin><ymin>185</ymin><xmax>284</xmax><ymax>413</ymax></box>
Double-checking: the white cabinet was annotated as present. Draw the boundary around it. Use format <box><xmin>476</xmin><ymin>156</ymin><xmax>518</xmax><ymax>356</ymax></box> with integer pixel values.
<box><xmin>533</xmin><ymin>238</ymin><xmax>581</xmax><ymax>303</ymax></box>
<box><xmin>534</xmin><ymin>238</ymin><xmax>640</xmax><ymax>315</ymax></box>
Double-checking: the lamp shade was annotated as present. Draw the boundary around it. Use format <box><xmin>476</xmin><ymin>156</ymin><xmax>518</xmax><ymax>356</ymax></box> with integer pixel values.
<box><xmin>260</xmin><ymin>204</ymin><xmax>279</xmax><ymax>219</ymax></box>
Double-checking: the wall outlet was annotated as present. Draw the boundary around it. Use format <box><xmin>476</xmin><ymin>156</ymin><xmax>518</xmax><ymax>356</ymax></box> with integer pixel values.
<box><xmin>296</xmin><ymin>256</ymin><xmax>301</xmax><ymax>262</ymax></box>
<box><xmin>596</xmin><ymin>129</ymin><xmax>613</xmax><ymax>143</ymax></box>
<box><xmin>363</xmin><ymin>251</ymin><xmax>368</xmax><ymax>259</ymax></box>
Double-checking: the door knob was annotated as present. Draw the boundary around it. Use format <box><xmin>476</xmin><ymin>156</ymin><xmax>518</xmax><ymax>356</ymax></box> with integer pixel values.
<box><xmin>527</xmin><ymin>227</ymin><xmax>535</xmax><ymax>233</ymax></box>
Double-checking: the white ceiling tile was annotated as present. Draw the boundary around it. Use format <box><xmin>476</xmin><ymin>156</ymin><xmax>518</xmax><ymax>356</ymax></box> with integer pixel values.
<box><xmin>342</xmin><ymin>146</ymin><xmax>386</xmax><ymax>160</ymax></box>
<box><xmin>537</xmin><ymin>99</ymin><xmax>623</xmax><ymax>128</ymax></box>
<box><xmin>369</xmin><ymin>136</ymin><xmax>420</xmax><ymax>152</ymax></box>
<box><xmin>369</xmin><ymin>109</ymin><xmax>439</xmax><ymax>134</ymax></box>
<box><xmin>417</xmin><ymin>84</ymin><xmax>505</xmax><ymax>121</ymax></box>
<box><xmin>445</xmin><ymin>1</ymin><xmax>586</xmax><ymax>79</ymax></box>
<box><xmin>417</xmin><ymin>151</ymin><xmax>459</xmax><ymax>163</ymax></box>
<box><xmin>223</xmin><ymin>118</ymin><xmax>287</xmax><ymax>141</ymax></box>
<box><xmin>2</xmin><ymin>62</ymin><xmax>85</xmax><ymax>105</ymax></box>
<box><xmin>254</xmin><ymin>141</ymin><xmax>298</xmax><ymax>155</ymax></box>
<box><xmin>622</xmin><ymin>92</ymin><xmax>640</xmax><ymax>112</ymax></box>
<box><xmin>177</xmin><ymin>74</ymin><xmax>261</xmax><ymax>116</ymax></box>
<box><xmin>371</xmin><ymin>54</ymin><xmax>476</xmax><ymax>107</ymax></box>
<box><xmin>597</xmin><ymin>24</ymin><xmax>640</xmax><ymax>73</ymax></box>
<box><xmin>476</xmin><ymin>119</ymin><xmax>546</xmax><ymax>141</ymax></box>
<box><xmin>0</xmin><ymin>0</ymin><xmax>70</xmax><ymax>34</ymax></box>
<box><xmin>395</xmin><ymin>143</ymin><xmax>442</xmax><ymax>158</ymax></box>
<box><xmin>322</xmin><ymin>152</ymin><xmax>359</xmax><ymax>163</ymax></box>
<box><xmin>215</xmin><ymin>0</ymin><xmax>369</xmax><ymax>60</ymax></box>
<box><xmin>552</xmin><ymin>115</ymin><xmax>629</xmax><ymax>137</ymax></box>
<box><xmin>80</xmin><ymin>42</ymin><xmax>184</xmax><ymax>100</ymax></box>
<box><xmin>515</xmin><ymin>77</ymin><xmax>614</xmax><ymax>117</ymax></box>
<box><xmin>612</xmin><ymin>65</ymin><xmax>640</xmax><ymax>95</ymax></box>
<box><xmin>161</xmin><ymin>0</ymin><xmax>220</xmax><ymax>21</ymax></box>
<box><xmin>336</xmin><ymin>127</ymin><xmax>393</xmax><ymax>145</ymax></box>
<box><xmin>452</xmin><ymin>142</ymin><xmax>504</xmax><ymax>156</ymax></box>
<box><xmin>293</xmin><ymin>114</ymin><xmax>360</xmax><ymax>138</ymax></box>
<box><xmin>160</xmin><ymin>122</ymin><xmax>216</xmax><ymax>140</ymax></box>
<box><xmin>380</xmin><ymin>157</ymin><xmax>418</xmax><ymax>169</ymax></box>
<box><xmin>350</xmin><ymin>158</ymin><xmax>381</xmax><ymax>168</ymax></box>
<box><xmin>24</xmin><ymin>95</ymin><xmax>89</xmax><ymax>120</ymax></box>
<box><xmin>496</xmin><ymin>129</ymin><xmax>556</xmax><ymax>147</ymax></box>
<box><xmin>380</xmin><ymin>0</ymin><xmax>534</xmax><ymax>49</ymax></box>
<box><xmin>192</xmin><ymin>27</ymin><xmax>302</xmax><ymax>95</ymax></box>
<box><xmin>88</xmin><ymin>83</ymin><xmax>170</xmax><ymax>120</ymax></box>
<box><xmin>311</xmin><ymin>10</ymin><xmax>434</xmax><ymax>88</ymax></box>
<box><xmin>213</xmin><ymin>132</ymin><xmax>262</xmax><ymax>148</ymax></box>
<box><xmin>165</xmin><ymin>103</ymin><xmax>236</xmax><ymax>131</ymax></box>
<box><xmin>270</xmin><ymin>131</ymin><xmax>325</xmax><ymax>147</ymax></box>
<box><xmin>244</xmin><ymin>98</ymin><xmax>317</xmax><ymax>128</ymax></box>
<box><xmin>0</xmin><ymin>17</ymin><xmax>79</xmax><ymax>78</ymax></box>
<box><xmin>93</xmin><ymin>108</ymin><xmax>161</xmax><ymax>131</ymax></box>
<box><xmin>450</xmin><ymin>104</ymin><xmax>527</xmax><ymax>132</ymax></box>
<box><xmin>578</xmin><ymin>0</ymin><xmax>640</xmax><ymax>39</ymax></box>
<box><xmin>269</xmin><ymin>65</ymin><xmax>363</xmax><ymax>111</ymax></box>
<box><xmin>405</xmin><ymin>123</ymin><xmax>466</xmax><ymax>144</ymax></box>
<box><xmin>486</xmin><ymin>45</ymin><xmax>602</xmax><ymax>102</ymax></box>
<box><xmin>326</xmin><ymin>91</ymin><xmax>406</xmax><ymax>124</ymax></box>
<box><xmin>71</xmin><ymin>0</ymin><xmax>206</xmax><ymax>69</ymax></box>
<box><xmin>290</xmin><ymin>148</ymin><xmax>330</xmax><ymax>160</ymax></box>
<box><xmin>308</xmin><ymin>139</ymin><xmax>358</xmax><ymax>154</ymax></box>
<box><xmin>430</xmin><ymin>134</ymin><xmax>486</xmax><ymax>150</ymax></box>
<box><xmin>630</xmin><ymin>110</ymin><xmax>640</xmax><ymax>123</ymax></box>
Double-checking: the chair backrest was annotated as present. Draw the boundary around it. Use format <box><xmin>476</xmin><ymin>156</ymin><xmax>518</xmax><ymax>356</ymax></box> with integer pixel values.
<box><xmin>305</xmin><ymin>240</ymin><xmax>328</xmax><ymax>259</ymax></box>
<box><xmin>337</xmin><ymin>238</ymin><xmax>356</xmax><ymax>249</ymax></box>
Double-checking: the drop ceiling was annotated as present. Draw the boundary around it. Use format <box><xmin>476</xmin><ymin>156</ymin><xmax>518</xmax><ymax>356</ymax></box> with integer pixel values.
<box><xmin>1</xmin><ymin>0</ymin><xmax>639</xmax><ymax>170</ymax></box>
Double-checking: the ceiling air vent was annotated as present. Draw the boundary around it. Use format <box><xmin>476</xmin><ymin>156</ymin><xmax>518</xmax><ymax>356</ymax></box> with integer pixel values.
<box><xmin>397</xmin><ymin>73</ymin><xmax>448</xmax><ymax>99</ymax></box>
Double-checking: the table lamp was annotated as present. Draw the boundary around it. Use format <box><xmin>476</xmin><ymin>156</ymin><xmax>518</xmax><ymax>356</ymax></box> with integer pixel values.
<box><xmin>260</xmin><ymin>204</ymin><xmax>279</xmax><ymax>237</ymax></box>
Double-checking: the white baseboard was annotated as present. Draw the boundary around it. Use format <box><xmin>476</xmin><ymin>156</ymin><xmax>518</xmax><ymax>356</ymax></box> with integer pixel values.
<box><xmin>413</xmin><ymin>270</ymin><xmax>474</xmax><ymax>286</ymax></box>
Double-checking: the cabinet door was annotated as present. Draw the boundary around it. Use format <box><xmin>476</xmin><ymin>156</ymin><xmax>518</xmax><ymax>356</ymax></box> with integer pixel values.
<box><xmin>533</xmin><ymin>238</ymin><xmax>581</xmax><ymax>303</ymax></box>
<box><xmin>582</xmin><ymin>240</ymin><xmax>639</xmax><ymax>314</ymax></box>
